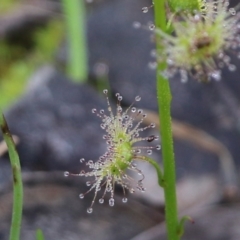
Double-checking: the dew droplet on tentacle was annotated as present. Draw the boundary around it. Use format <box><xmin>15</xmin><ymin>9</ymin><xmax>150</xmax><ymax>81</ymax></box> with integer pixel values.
<box><xmin>135</xmin><ymin>96</ymin><xmax>141</xmax><ymax>101</ymax></box>
<box><xmin>133</xmin><ymin>21</ymin><xmax>141</xmax><ymax>29</ymax></box>
<box><xmin>79</xmin><ymin>193</ymin><xmax>84</xmax><ymax>199</ymax></box>
<box><xmin>109</xmin><ymin>198</ymin><xmax>115</xmax><ymax>207</ymax></box>
<box><xmin>142</xmin><ymin>7</ymin><xmax>148</xmax><ymax>13</ymax></box>
<box><xmin>87</xmin><ymin>208</ymin><xmax>93</xmax><ymax>214</ymax></box>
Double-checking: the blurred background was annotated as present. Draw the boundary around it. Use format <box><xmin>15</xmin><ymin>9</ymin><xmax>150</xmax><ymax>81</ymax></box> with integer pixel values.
<box><xmin>0</xmin><ymin>0</ymin><xmax>240</xmax><ymax>239</ymax></box>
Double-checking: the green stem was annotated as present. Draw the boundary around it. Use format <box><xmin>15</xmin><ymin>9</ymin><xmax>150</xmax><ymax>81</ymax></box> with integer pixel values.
<box><xmin>153</xmin><ymin>0</ymin><xmax>179</xmax><ymax>239</ymax></box>
<box><xmin>0</xmin><ymin>112</ymin><xmax>23</xmax><ymax>240</ymax></box>
<box><xmin>61</xmin><ymin>0</ymin><xmax>88</xmax><ymax>82</ymax></box>
<box><xmin>143</xmin><ymin>157</ymin><xmax>164</xmax><ymax>187</ymax></box>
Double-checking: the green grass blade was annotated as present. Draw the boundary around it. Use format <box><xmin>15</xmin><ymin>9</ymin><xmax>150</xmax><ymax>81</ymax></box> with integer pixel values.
<box><xmin>0</xmin><ymin>112</ymin><xmax>23</xmax><ymax>240</ymax></box>
<box><xmin>61</xmin><ymin>0</ymin><xmax>88</xmax><ymax>82</ymax></box>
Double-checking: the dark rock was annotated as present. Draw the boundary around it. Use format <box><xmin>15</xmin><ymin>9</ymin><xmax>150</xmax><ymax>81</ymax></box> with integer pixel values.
<box><xmin>0</xmin><ymin>66</ymin><xmax>107</xmax><ymax>172</ymax></box>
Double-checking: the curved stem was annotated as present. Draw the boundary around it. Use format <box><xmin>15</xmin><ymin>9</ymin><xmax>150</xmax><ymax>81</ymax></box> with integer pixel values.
<box><xmin>177</xmin><ymin>215</ymin><xmax>194</xmax><ymax>237</ymax></box>
<box><xmin>143</xmin><ymin>156</ymin><xmax>165</xmax><ymax>187</ymax></box>
<box><xmin>152</xmin><ymin>0</ymin><xmax>179</xmax><ymax>239</ymax></box>
<box><xmin>0</xmin><ymin>112</ymin><xmax>23</xmax><ymax>240</ymax></box>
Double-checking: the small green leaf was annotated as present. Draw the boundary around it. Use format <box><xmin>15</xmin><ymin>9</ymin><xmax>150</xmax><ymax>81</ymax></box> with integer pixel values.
<box><xmin>177</xmin><ymin>215</ymin><xmax>194</xmax><ymax>237</ymax></box>
<box><xmin>36</xmin><ymin>229</ymin><xmax>45</xmax><ymax>240</ymax></box>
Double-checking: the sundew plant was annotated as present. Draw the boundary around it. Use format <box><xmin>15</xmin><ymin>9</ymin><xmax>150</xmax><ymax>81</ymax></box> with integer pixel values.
<box><xmin>156</xmin><ymin>0</ymin><xmax>240</xmax><ymax>82</ymax></box>
<box><xmin>65</xmin><ymin>90</ymin><xmax>161</xmax><ymax>213</ymax></box>
<box><xmin>1</xmin><ymin>0</ymin><xmax>240</xmax><ymax>240</ymax></box>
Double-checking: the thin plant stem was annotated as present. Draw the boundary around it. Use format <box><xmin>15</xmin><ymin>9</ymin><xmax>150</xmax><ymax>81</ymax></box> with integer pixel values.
<box><xmin>139</xmin><ymin>156</ymin><xmax>164</xmax><ymax>187</ymax></box>
<box><xmin>0</xmin><ymin>112</ymin><xmax>23</xmax><ymax>240</ymax></box>
<box><xmin>61</xmin><ymin>0</ymin><xmax>88</xmax><ymax>82</ymax></box>
<box><xmin>152</xmin><ymin>0</ymin><xmax>179</xmax><ymax>239</ymax></box>
<box><xmin>36</xmin><ymin>229</ymin><xmax>45</xmax><ymax>240</ymax></box>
